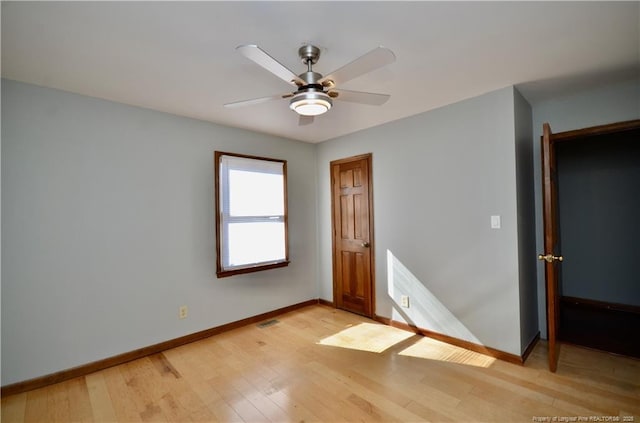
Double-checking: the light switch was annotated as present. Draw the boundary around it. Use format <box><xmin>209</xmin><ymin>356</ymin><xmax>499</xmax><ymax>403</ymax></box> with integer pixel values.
<box><xmin>491</xmin><ymin>215</ymin><xmax>501</xmax><ymax>229</ymax></box>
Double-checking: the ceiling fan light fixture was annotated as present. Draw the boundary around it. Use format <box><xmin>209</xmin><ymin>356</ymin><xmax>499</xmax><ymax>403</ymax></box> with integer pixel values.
<box><xmin>289</xmin><ymin>91</ymin><xmax>332</xmax><ymax>116</ymax></box>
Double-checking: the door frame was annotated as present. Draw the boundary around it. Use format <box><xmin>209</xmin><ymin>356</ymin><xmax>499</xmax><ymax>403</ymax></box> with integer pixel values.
<box><xmin>330</xmin><ymin>153</ymin><xmax>376</xmax><ymax>318</ymax></box>
<box><xmin>541</xmin><ymin>119</ymin><xmax>640</xmax><ymax>372</ymax></box>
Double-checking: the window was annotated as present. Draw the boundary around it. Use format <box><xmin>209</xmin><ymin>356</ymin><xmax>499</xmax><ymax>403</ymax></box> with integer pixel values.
<box><xmin>215</xmin><ymin>151</ymin><xmax>289</xmax><ymax>277</ymax></box>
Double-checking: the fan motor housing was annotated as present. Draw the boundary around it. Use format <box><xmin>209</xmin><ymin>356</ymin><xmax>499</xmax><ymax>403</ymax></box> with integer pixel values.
<box><xmin>299</xmin><ymin>71</ymin><xmax>323</xmax><ymax>85</ymax></box>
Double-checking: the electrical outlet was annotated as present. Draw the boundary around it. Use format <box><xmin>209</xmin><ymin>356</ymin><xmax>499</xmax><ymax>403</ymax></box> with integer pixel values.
<box><xmin>179</xmin><ymin>305</ymin><xmax>188</xmax><ymax>319</ymax></box>
<box><xmin>400</xmin><ymin>295</ymin><xmax>410</xmax><ymax>308</ymax></box>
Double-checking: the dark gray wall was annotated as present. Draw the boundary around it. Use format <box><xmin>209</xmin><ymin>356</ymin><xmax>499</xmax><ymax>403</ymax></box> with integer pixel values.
<box><xmin>556</xmin><ymin>131</ymin><xmax>640</xmax><ymax>306</ymax></box>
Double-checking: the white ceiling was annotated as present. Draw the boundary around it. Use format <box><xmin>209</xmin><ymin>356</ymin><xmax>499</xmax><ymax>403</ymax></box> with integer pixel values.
<box><xmin>2</xmin><ymin>2</ymin><xmax>639</xmax><ymax>143</ymax></box>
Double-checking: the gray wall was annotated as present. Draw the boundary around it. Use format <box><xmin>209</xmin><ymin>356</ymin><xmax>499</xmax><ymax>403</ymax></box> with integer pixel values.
<box><xmin>514</xmin><ymin>88</ymin><xmax>538</xmax><ymax>352</ymax></box>
<box><xmin>1</xmin><ymin>79</ymin><xmax>318</xmax><ymax>385</ymax></box>
<box><xmin>317</xmin><ymin>86</ymin><xmax>526</xmax><ymax>355</ymax></box>
<box><xmin>556</xmin><ymin>133</ymin><xmax>640</xmax><ymax>305</ymax></box>
<box><xmin>532</xmin><ymin>78</ymin><xmax>640</xmax><ymax>338</ymax></box>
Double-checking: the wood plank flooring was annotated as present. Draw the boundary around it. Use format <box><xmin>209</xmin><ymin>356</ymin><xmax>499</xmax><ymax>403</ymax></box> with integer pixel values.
<box><xmin>2</xmin><ymin>305</ymin><xmax>639</xmax><ymax>422</ymax></box>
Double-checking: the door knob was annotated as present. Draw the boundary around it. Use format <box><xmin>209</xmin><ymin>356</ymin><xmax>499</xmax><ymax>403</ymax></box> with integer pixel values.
<box><xmin>538</xmin><ymin>253</ymin><xmax>563</xmax><ymax>263</ymax></box>
<box><xmin>361</xmin><ymin>241</ymin><xmax>370</xmax><ymax>248</ymax></box>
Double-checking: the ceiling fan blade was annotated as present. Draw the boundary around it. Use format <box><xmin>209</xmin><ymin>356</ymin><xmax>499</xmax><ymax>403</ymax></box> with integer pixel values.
<box><xmin>224</xmin><ymin>93</ymin><xmax>292</xmax><ymax>109</ymax></box>
<box><xmin>237</xmin><ymin>45</ymin><xmax>305</xmax><ymax>87</ymax></box>
<box><xmin>319</xmin><ymin>47</ymin><xmax>395</xmax><ymax>88</ymax></box>
<box><xmin>298</xmin><ymin>115</ymin><xmax>314</xmax><ymax>126</ymax></box>
<box><xmin>329</xmin><ymin>89</ymin><xmax>390</xmax><ymax>106</ymax></box>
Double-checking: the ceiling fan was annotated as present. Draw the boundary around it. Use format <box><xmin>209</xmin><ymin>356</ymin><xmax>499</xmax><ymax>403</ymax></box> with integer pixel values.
<box><xmin>224</xmin><ymin>44</ymin><xmax>395</xmax><ymax>124</ymax></box>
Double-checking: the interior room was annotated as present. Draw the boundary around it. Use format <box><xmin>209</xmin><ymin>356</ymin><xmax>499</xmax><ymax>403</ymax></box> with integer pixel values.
<box><xmin>2</xmin><ymin>2</ymin><xmax>639</xmax><ymax>421</ymax></box>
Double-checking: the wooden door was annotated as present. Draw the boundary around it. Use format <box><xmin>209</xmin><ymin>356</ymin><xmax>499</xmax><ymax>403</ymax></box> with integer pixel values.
<box><xmin>331</xmin><ymin>154</ymin><xmax>374</xmax><ymax>318</ymax></box>
<box><xmin>540</xmin><ymin>122</ymin><xmax>563</xmax><ymax>373</ymax></box>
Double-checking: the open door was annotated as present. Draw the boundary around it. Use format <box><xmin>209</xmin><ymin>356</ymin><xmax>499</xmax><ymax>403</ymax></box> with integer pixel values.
<box><xmin>539</xmin><ymin>123</ymin><xmax>564</xmax><ymax>372</ymax></box>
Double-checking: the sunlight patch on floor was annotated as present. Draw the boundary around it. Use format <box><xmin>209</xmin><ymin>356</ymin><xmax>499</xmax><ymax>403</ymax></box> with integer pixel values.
<box><xmin>399</xmin><ymin>336</ymin><xmax>496</xmax><ymax>368</ymax></box>
<box><xmin>318</xmin><ymin>322</ymin><xmax>414</xmax><ymax>353</ymax></box>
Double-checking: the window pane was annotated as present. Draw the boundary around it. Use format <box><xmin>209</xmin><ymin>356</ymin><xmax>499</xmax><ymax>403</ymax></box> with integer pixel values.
<box><xmin>229</xmin><ymin>170</ymin><xmax>284</xmax><ymax>217</ymax></box>
<box><xmin>227</xmin><ymin>222</ymin><xmax>285</xmax><ymax>268</ymax></box>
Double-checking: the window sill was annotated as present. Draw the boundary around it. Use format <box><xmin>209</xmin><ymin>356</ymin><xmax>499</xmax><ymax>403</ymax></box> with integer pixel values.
<box><xmin>216</xmin><ymin>261</ymin><xmax>290</xmax><ymax>278</ymax></box>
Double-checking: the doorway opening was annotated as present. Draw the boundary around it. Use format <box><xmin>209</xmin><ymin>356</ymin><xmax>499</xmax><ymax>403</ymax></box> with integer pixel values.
<box><xmin>542</xmin><ymin>120</ymin><xmax>640</xmax><ymax>370</ymax></box>
<box><xmin>555</xmin><ymin>126</ymin><xmax>640</xmax><ymax>358</ymax></box>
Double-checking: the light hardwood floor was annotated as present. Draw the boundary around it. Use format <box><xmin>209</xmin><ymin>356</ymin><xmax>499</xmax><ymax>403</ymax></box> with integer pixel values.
<box><xmin>2</xmin><ymin>305</ymin><xmax>639</xmax><ymax>422</ymax></box>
